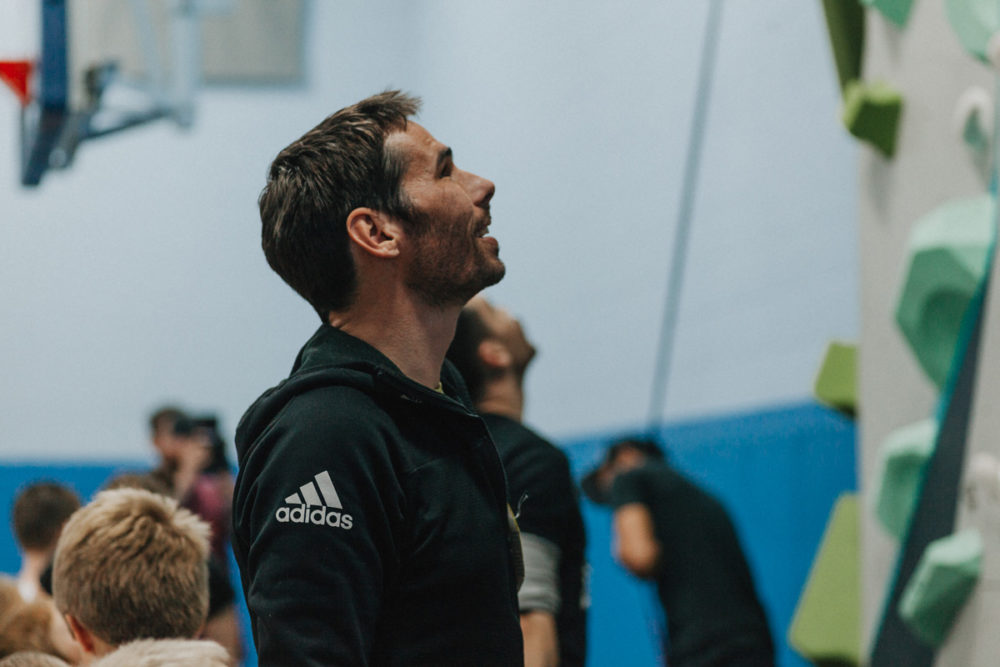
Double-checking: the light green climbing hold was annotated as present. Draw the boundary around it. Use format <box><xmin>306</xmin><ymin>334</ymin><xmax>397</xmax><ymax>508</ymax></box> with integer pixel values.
<box><xmin>945</xmin><ymin>0</ymin><xmax>1000</xmax><ymax>62</ymax></box>
<box><xmin>899</xmin><ymin>528</ymin><xmax>982</xmax><ymax>646</ymax></box>
<box><xmin>842</xmin><ymin>80</ymin><xmax>903</xmax><ymax>158</ymax></box>
<box><xmin>876</xmin><ymin>419</ymin><xmax>938</xmax><ymax>539</ymax></box>
<box><xmin>814</xmin><ymin>341</ymin><xmax>857</xmax><ymax>416</ymax></box>
<box><xmin>788</xmin><ymin>493</ymin><xmax>861</xmax><ymax>665</ymax></box>
<box><xmin>894</xmin><ymin>196</ymin><xmax>995</xmax><ymax>389</ymax></box>
<box><xmin>863</xmin><ymin>0</ymin><xmax>915</xmax><ymax>28</ymax></box>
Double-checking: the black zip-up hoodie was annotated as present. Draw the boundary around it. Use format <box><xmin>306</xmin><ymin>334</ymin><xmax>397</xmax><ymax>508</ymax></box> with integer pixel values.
<box><xmin>233</xmin><ymin>325</ymin><xmax>524</xmax><ymax>666</ymax></box>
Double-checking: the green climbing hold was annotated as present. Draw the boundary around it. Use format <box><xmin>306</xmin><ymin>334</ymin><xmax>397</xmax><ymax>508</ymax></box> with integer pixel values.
<box><xmin>899</xmin><ymin>528</ymin><xmax>982</xmax><ymax>646</ymax></box>
<box><xmin>814</xmin><ymin>341</ymin><xmax>857</xmax><ymax>417</ymax></box>
<box><xmin>894</xmin><ymin>196</ymin><xmax>995</xmax><ymax>390</ymax></box>
<box><xmin>875</xmin><ymin>419</ymin><xmax>938</xmax><ymax>540</ymax></box>
<box><xmin>821</xmin><ymin>0</ymin><xmax>866</xmax><ymax>93</ymax></box>
<box><xmin>842</xmin><ymin>80</ymin><xmax>903</xmax><ymax>158</ymax></box>
<box><xmin>788</xmin><ymin>493</ymin><xmax>861</xmax><ymax>665</ymax></box>
<box><xmin>945</xmin><ymin>0</ymin><xmax>1000</xmax><ymax>62</ymax></box>
<box><xmin>863</xmin><ymin>0</ymin><xmax>915</xmax><ymax>28</ymax></box>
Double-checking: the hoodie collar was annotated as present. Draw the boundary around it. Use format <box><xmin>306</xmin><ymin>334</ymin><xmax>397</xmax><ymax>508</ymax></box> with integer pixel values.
<box><xmin>292</xmin><ymin>324</ymin><xmax>476</xmax><ymax>412</ymax></box>
<box><xmin>292</xmin><ymin>324</ymin><xmax>402</xmax><ymax>375</ymax></box>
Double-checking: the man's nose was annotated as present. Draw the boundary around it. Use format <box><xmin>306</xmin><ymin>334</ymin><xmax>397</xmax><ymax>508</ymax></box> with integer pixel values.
<box><xmin>461</xmin><ymin>169</ymin><xmax>495</xmax><ymax>207</ymax></box>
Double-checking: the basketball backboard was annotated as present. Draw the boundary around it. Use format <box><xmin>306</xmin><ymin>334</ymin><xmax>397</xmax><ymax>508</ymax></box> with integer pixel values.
<box><xmin>0</xmin><ymin>0</ymin><xmax>70</xmax><ymax>186</ymax></box>
<box><xmin>4</xmin><ymin>0</ymin><xmax>304</xmax><ymax>187</ymax></box>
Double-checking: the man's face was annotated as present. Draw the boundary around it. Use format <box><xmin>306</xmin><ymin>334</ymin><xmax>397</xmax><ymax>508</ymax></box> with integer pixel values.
<box><xmin>468</xmin><ymin>296</ymin><xmax>536</xmax><ymax>373</ymax></box>
<box><xmin>152</xmin><ymin>423</ymin><xmax>181</xmax><ymax>462</ymax></box>
<box><xmin>387</xmin><ymin>122</ymin><xmax>505</xmax><ymax>307</ymax></box>
<box><xmin>598</xmin><ymin>448</ymin><xmax>646</xmax><ymax>492</ymax></box>
<box><xmin>152</xmin><ymin>421</ymin><xmax>209</xmax><ymax>467</ymax></box>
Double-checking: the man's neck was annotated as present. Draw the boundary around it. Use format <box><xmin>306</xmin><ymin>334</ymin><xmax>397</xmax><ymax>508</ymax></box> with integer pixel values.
<box><xmin>330</xmin><ymin>293</ymin><xmax>461</xmax><ymax>390</ymax></box>
<box><xmin>476</xmin><ymin>373</ymin><xmax>525</xmax><ymax>422</ymax></box>
<box><xmin>18</xmin><ymin>550</ymin><xmax>50</xmax><ymax>592</ymax></box>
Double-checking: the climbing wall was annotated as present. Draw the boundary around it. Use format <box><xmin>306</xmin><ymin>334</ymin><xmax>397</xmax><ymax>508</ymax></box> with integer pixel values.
<box><xmin>856</xmin><ymin>0</ymin><xmax>999</xmax><ymax>664</ymax></box>
<box><xmin>936</xmin><ymin>234</ymin><xmax>1000</xmax><ymax>664</ymax></box>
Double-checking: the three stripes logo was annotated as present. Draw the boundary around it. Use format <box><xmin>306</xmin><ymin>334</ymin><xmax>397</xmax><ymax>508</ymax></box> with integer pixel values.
<box><xmin>275</xmin><ymin>470</ymin><xmax>354</xmax><ymax>530</ymax></box>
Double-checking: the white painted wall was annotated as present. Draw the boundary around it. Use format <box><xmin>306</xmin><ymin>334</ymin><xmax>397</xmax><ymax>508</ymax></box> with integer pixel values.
<box><xmin>0</xmin><ymin>0</ymin><xmax>857</xmax><ymax>460</ymax></box>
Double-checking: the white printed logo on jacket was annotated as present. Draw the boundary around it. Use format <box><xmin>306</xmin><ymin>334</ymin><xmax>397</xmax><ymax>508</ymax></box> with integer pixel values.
<box><xmin>275</xmin><ymin>470</ymin><xmax>354</xmax><ymax>529</ymax></box>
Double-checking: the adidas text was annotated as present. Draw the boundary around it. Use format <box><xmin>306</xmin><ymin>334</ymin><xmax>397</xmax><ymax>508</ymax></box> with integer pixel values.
<box><xmin>276</xmin><ymin>505</ymin><xmax>354</xmax><ymax>529</ymax></box>
<box><xmin>277</xmin><ymin>470</ymin><xmax>353</xmax><ymax>529</ymax></box>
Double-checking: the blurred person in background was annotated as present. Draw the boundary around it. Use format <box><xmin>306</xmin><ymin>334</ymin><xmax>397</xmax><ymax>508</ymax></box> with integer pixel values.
<box><xmin>51</xmin><ymin>489</ymin><xmax>214</xmax><ymax>663</ymax></box>
<box><xmin>101</xmin><ymin>473</ymin><xmax>172</xmax><ymax>497</ymax></box>
<box><xmin>0</xmin><ymin>579</ymin><xmax>79</xmax><ymax>663</ymax></box>
<box><xmin>0</xmin><ymin>652</ymin><xmax>70</xmax><ymax>667</ymax></box>
<box><xmin>104</xmin><ymin>461</ymin><xmax>242</xmax><ymax>665</ymax></box>
<box><xmin>448</xmin><ymin>296</ymin><xmax>588</xmax><ymax>667</ymax></box>
<box><xmin>147</xmin><ymin>410</ymin><xmax>235</xmax><ymax>568</ymax></box>
<box><xmin>583</xmin><ymin>438</ymin><xmax>774</xmax><ymax>667</ymax></box>
<box><xmin>10</xmin><ymin>483</ymin><xmax>80</xmax><ymax>604</ymax></box>
<box><xmin>148</xmin><ymin>407</ymin><xmax>207</xmax><ymax>502</ymax></box>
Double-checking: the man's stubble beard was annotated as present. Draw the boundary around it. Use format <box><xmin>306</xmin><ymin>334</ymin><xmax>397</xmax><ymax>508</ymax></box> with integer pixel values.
<box><xmin>407</xmin><ymin>251</ymin><xmax>506</xmax><ymax>308</ymax></box>
<box><xmin>404</xmin><ymin>214</ymin><xmax>506</xmax><ymax>308</ymax></box>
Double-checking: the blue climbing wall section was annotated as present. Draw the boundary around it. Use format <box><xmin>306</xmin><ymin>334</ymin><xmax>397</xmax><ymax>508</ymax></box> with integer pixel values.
<box><xmin>0</xmin><ymin>399</ymin><xmax>854</xmax><ymax>667</ymax></box>
<box><xmin>565</xmin><ymin>400</ymin><xmax>857</xmax><ymax>666</ymax></box>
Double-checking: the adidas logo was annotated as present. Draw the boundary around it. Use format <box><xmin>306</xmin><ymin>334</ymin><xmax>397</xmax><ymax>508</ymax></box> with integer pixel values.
<box><xmin>275</xmin><ymin>470</ymin><xmax>354</xmax><ymax>529</ymax></box>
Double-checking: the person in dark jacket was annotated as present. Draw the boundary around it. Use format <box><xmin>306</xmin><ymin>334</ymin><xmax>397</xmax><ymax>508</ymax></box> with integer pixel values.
<box><xmin>233</xmin><ymin>91</ymin><xmax>524</xmax><ymax>666</ymax></box>
<box><xmin>583</xmin><ymin>439</ymin><xmax>774</xmax><ymax>667</ymax></box>
<box><xmin>448</xmin><ymin>296</ymin><xmax>588</xmax><ymax>667</ymax></box>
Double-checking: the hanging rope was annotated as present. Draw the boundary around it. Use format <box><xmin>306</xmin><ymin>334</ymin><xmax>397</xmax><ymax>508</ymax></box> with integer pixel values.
<box><xmin>647</xmin><ymin>0</ymin><xmax>725</xmax><ymax>432</ymax></box>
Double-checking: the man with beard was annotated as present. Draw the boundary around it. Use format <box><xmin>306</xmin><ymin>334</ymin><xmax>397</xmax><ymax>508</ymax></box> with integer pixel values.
<box><xmin>448</xmin><ymin>297</ymin><xmax>588</xmax><ymax>667</ymax></box>
<box><xmin>232</xmin><ymin>91</ymin><xmax>524</xmax><ymax>665</ymax></box>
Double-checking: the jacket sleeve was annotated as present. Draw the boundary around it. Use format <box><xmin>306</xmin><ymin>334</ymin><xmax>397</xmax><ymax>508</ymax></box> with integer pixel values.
<box><xmin>508</xmin><ymin>445</ymin><xmax>577</xmax><ymax>614</ymax></box>
<box><xmin>609</xmin><ymin>467</ymin><xmax>648</xmax><ymax>509</ymax></box>
<box><xmin>233</xmin><ymin>387</ymin><xmax>405</xmax><ymax>666</ymax></box>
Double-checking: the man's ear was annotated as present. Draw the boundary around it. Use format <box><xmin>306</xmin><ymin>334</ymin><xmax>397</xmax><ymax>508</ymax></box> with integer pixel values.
<box><xmin>65</xmin><ymin>613</ymin><xmax>96</xmax><ymax>654</ymax></box>
<box><xmin>345</xmin><ymin>207</ymin><xmax>404</xmax><ymax>258</ymax></box>
<box><xmin>477</xmin><ymin>339</ymin><xmax>512</xmax><ymax>370</ymax></box>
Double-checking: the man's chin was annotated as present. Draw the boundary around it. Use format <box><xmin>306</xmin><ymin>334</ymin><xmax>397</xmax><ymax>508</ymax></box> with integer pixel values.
<box><xmin>408</xmin><ymin>257</ymin><xmax>506</xmax><ymax>308</ymax></box>
<box><xmin>481</xmin><ymin>261</ymin><xmax>506</xmax><ymax>289</ymax></box>
<box><xmin>454</xmin><ymin>265</ymin><xmax>505</xmax><ymax>306</ymax></box>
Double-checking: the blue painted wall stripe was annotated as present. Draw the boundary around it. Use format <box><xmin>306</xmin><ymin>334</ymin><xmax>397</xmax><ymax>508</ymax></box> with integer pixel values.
<box><xmin>0</xmin><ymin>400</ymin><xmax>854</xmax><ymax>667</ymax></box>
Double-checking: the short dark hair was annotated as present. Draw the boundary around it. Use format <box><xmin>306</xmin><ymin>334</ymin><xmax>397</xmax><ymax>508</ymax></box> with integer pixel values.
<box><xmin>102</xmin><ymin>472</ymin><xmax>174</xmax><ymax>497</ymax></box>
<box><xmin>447</xmin><ymin>305</ymin><xmax>494</xmax><ymax>403</ymax></box>
<box><xmin>259</xmin><ymin>90</ymin><xmax>421</xmax><ymax>319</ymax></box>
<box><xmin>608</xmin><ymin>437</ymin><xmax>666</xmax><ymax>463</ymax></box>
<box><xmin>580</xmin><ymin>437</ymin><xmax>667</xmax><ymax>505</ymax></box>
<box><xmin>148</xmin><ymin>407</ymin><xmax>186</xmax><ymax>435</ymax></box>
<box><xmin>12</xmin><ymin>483</ymin><xmax>81</xmax><ymax>552</ymax></box>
